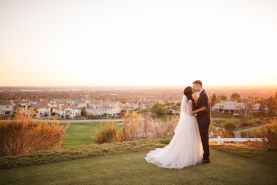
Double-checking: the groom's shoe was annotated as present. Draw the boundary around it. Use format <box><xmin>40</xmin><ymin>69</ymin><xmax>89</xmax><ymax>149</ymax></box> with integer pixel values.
<box><xmin>201</xmin><ymin>159</ymin><xmax>210</xmax><ymax>164</ymax></box>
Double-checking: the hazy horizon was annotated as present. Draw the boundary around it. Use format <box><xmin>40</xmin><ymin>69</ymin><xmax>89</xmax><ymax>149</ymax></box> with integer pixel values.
<box><xmin>1</xmin><ymin>0</ymin><xmax>277</xmax><ymax>87</ymax></box>
<box><xmin>0</xmin><ymin>84</ymin><xmax>276</xmax><ymax>89</ymax></box>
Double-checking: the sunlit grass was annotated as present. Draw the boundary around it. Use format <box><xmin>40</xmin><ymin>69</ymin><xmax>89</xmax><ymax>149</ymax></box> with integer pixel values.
<box><xmin>0</xmin><ymin>139</ymin><xmax>276</xmax><ymax>185</ymax></box>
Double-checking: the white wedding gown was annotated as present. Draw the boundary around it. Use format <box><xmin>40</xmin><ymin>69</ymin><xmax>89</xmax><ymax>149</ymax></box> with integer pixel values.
<box><xmin>145</xmin><ymin>95</ymin><xmax>203</xmax><ymax>169</ymax></box>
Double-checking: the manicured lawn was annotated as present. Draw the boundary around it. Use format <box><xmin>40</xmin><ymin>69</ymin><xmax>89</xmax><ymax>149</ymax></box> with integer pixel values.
<box><xmin>211</xmin><ymin>116</ymin><xmax>264</xmax><ymax>129</ymax></box>
<box><xmin>63</xmin><ymin>122</ymin><xmax>101</xmax><ymax>148</ymax></box>
<box><xmin>0</xmin><ymin>148</ymin><xmax>276</xmax><ymax>185</ymax></box>
<box><xmin>211</xmin><ymin>117</ymin><xmax>240</xmax><ymax>126</ymax></box>
<box><xmin>63</xmin><ymin>122</ymin><xmax>123</xmax><ymax>148</ymax></box>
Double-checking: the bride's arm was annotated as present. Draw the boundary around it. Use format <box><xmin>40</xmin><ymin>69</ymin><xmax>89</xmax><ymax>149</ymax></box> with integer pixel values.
<box><xmin>188</xmin><ymin>100</ymin><xmax>206</xmax><ymax>115</ymax></box>
<box><xmin>191</xmin><ymin>106</ymin><xmax>207</xmax><ymax>115</ymax></box>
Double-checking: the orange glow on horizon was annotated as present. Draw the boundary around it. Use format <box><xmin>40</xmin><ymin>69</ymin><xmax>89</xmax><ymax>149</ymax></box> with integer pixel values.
<box><xmin>1</xmin><ymin>0</ymin><xmax>277</xmax><ymax>87</ymax></box>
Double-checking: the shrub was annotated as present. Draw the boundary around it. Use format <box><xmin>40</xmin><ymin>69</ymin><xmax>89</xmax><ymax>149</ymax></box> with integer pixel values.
<box><xmin>260</xmin><ymin>121</ymin><xmax>277</xmax><ymax>151</ymax></box>
<box><xmin>94</xmin><ymin>122</ymin><xmax>118</xmax><ymax>144</ymax></box>
<box><xmin>123</xmin><ymin>111</ymin><xmax>178</xmax><ymax>140</ymax></box>
<box><xmin>114</xmin><ymin>130</ymin><xmax>126</xmax><ymax>142</ymax></box>
<box><xmin>0</xmin><ymin>110</ymin><xmax>65</xmax><ymax>156</ymax></box>
<box><xmin>209</xmin><ymin>123</ymin><xmax>232</xmax><ymax>138</ymax></box>
<box><xmin>224</xmin><ymin>122</ymin><xmax>237</xmax><ymax>132</ymax></box>
<box><xmin>241</xmin><ymin>130</ymin><xmax>262</xmax><ymax>138</ymax></box>
<box><xmin>150</xmin><ymin>103</ymin><xmax>170</xmax><ymax>117</ymax></box>
<box><xmin>123</xmin><ymin>112</ymin><xmax>142</xmax><ymax>140</ymax></box>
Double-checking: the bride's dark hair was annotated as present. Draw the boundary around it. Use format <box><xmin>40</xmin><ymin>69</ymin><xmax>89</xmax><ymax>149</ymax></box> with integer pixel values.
<box><xmin>183</xmin><ymin>86</ymin><xmax>193</xmax><ymax>101</ymax></box>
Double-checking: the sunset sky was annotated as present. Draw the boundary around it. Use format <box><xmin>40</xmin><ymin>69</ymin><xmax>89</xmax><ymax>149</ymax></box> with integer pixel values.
<box><xmin>0</xmin><ymin>0</ymin><xmax>277</xmax><ymax>87</ymax></box>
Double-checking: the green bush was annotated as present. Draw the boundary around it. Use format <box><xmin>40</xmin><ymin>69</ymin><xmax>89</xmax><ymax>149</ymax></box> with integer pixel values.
<box><xmin>150</xmin><ymin>103</ymin><xmax>170</xmax><ymax>117</ymax></box>
<box><xmin>241</xmin><ymin>130</ymin><xmax>262</xmax><ymax>138</ymax></box>
<box><xmin>224</xmin><ymin>122</ymin><xmax>237</xmax><ymax>133</ymax></box>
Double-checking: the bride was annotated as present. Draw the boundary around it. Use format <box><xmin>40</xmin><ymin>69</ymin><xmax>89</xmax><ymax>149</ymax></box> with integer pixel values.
<box><xmin>145</xmin><ymin>86</ymin><xmax>205</xmax><ymax>169</ymax></box>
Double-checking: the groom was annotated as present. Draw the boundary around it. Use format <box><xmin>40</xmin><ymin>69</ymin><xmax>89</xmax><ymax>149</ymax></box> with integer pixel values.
<box><xmin>192</xmin><ymin>80</ymin><xmax>211</xmax><ymax>164</ymax></box>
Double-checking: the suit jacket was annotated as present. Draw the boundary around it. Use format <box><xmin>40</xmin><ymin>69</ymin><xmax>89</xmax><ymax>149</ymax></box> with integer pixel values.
<box><xmin>193</xmin><ymin>89</ymin><xmax>211</xmax><ymax>126</ymax></box>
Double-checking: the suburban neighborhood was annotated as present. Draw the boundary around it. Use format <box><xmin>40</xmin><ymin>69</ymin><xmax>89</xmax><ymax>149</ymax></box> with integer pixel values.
<box><xmin>0</xmin><ymin>91</ymin><xmax>272</xmax><ymax>120</ymax></box>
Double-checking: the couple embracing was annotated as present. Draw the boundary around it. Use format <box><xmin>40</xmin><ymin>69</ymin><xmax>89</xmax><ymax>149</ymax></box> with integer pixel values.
<box><xmin>145</xmin><ymin>80</ymin><xmax>211</xmax><ymax>169</ymax></box>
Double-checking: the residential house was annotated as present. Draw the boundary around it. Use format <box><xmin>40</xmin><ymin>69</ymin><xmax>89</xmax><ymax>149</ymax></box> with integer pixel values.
<box><xmin>52</xmin><ymin>105</ymin><xmax>81</xmax><ymax>119</ymax></box>
<box><xmin>86</xmin><ymin>104</ymin><xmax>122</xmax><ymax>117</ymax></box>
<box><xmin>72</xmin><ymin>100</ymin><xmax>88</xmax><ymax>108</ymax></box>
<box><xmin>31</xmin><ymin>102</ymin><xmax>51</xmax><ymax>118</ymax></box>
<box><xmin>0</xmin><ymin>101</ymin><xmax>14</xmax><ymax>117</ymax></box>
<box><xmin>64</xmin><ymin>106</ymin><xmax>81</xmax><ymax>119</ymax></box>
<box><xmin>212</xmin><ymin>101</ymin><xmax>245</xmax><ymax>114</ymax></box>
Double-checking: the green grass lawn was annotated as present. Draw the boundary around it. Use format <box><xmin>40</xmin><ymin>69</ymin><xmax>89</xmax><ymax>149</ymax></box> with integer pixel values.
<box><xmin>63</xmin><ymin>122</ymin><xmax>101</xmax><ymax>148</ymax></box>
<box><xmin>211</xmin><ymin>115</ymin><xmax>265</xmax><ymax>129</ymax></box>
<box><xmin>63</xmin><ymin>122</ymin><xmax>123</xmax><ymax>148</ymax></box>
<box><xmin>0</xmin><ymin>147</ymin><xmax>276</xmax><ymax>185</ymax></box>
<box><xmin>211</xmin><ymin>117</ymin><xmax>240</xmax><ymax>126</ymax></box>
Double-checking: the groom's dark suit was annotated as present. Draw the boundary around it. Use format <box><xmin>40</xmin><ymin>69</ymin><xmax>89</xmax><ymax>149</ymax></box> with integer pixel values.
<box><xmin>193</xmin><ymin>89</ymin><xmax>211</xmax><ymax>160</ymax></box>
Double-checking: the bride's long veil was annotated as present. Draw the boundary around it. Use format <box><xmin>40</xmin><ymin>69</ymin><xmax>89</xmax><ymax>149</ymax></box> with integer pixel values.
<box><xmin>180</xmin><ymin>95</ymin><xmax>189</xmax><ymax>119</ymax></box>
<box><xmin>174</xmin><ymin>95</ymin><xmax>189</xmax><ymax>134</ymax></box>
